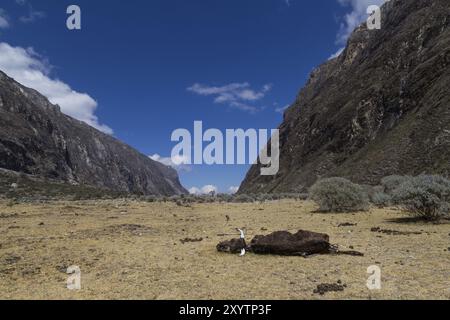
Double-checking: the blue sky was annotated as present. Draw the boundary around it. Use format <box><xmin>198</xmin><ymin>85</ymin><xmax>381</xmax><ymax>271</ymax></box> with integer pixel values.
<box><xmin>0</xmin><ymin>0</ymin><xmax>382</xmax><ymax>194</ymax></box>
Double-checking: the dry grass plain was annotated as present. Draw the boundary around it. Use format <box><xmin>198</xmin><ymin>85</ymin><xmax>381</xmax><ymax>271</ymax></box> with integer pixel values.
<box><xmin>0</xmin><ymin>199</ymin><xmax>449</xmax><ymax>300</ymax></box>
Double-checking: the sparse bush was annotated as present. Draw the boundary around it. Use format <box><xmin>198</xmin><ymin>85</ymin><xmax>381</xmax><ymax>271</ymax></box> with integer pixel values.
<box><xmin>216</xmin><ymin>194</ymin><xmax>233</xmax><ymax>203</ymax></box>
<box><xmin>309</xmin><ymin>177</ymin><xmax>369</xmax><ymax>212</ymax></box>
<box><xmin>255</xmin><ymin>194</ymin><xmax>270</xmax><ymax>202</ymax></box>
<box><xmin>392</xmin><ymin>175</ymin><xmax>450</xmax><ymax>221</ymax></box>
<box><xmin>381</xmin><ymin>175</ymin><xmax>412</xmax><ymax>195</ymax></box>
<box><xmin>233</xmin><ymin>194</ymin><xmax>255</xmax><ymax>203</ymax></box>
<box><xmin>296</xmin><ymin>193</ymin><xmax>309</xmax><ymax>201</ymax></box>
<box><xmin>169</xmin><ymin>195</ymin><xmax>180</xmax><ymax>202</ymax></box>
<box><xmin>181</xmin><ymin>195</ymin><xmax>194</xmax><ymax>203</ymax></box>
<box><xmin>371</xmin><ymin>192</ymin><xmax>392</xmax><ymax>208</ymax></box>
<box><xmin>145</xmin><ymin>195</ymin><xmax>157</xmax><ymax>202</ymax></box>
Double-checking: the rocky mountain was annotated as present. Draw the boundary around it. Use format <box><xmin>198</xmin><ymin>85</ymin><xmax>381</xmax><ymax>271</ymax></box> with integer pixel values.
<box><xmin>240</xmin><ymin>0</ymin><xmax>450</xmax><ymax>194</ymax></box>
<box><xmin>0</xmin><ymin>71</ymin><xmax>187</xmax><ymax>196</ymax></box>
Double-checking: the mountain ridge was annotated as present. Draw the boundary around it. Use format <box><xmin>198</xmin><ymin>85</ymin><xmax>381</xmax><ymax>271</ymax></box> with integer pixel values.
<box><xmin>240</xmin><ymin>0</ymin><xmax>450</xmax><ymax>194</ymax></box>
<box><xmin>0</xmin><ymin>70</ymin><xmax>187</xmax><ymax>196</ymax></box>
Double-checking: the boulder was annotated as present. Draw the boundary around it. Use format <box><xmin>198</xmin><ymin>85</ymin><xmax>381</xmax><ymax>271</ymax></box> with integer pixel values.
<box><xmin>249</xmin><ymin>230</ymin><xmax>331</xmax><ymax>256</ymax></box>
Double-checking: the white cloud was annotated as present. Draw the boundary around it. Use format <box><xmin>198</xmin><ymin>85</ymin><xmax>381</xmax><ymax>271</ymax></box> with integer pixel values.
<box><xmin>14</xmin><ymin>0</ymin><xmax>45</xmax><ymax>24</ymax></box>
<box><xmin>0</xmin><ymin>9</ymin><xmax>9</xmax><ymax>29</ymax></box>
<box><xmin>275</xmin><ymin>104</ymin><xmax>290</xmax><ymax>114</ymax></box>
<box><xmin>189</xmin><ymin>185</ymin><xmax>218</xmax><ymax>195</ymax></box>
<box><xmin>228</xmin><ymin>186</ymin><xmax>239</xmax><ymax>194</ymax></box>
<box><xmin>188</xmin><ymin>187</ymin><xmax>201</xmax><ymax>195</ymax></box>
<box><xmin>336</xmin><ymin>0</ymin><xmax>386</xmax><ymax>44</ymax></box>
<box><xmin>0</xmin><ymin>42</ymin><xmax>112</xmax><ymax>134</ymax></box>
<box><xmin>187</xmin><ymin>82</ymin><xmax>272</xmax><ymax>113</ymax></box>
<box><xmin>149</xmin><ymin>154</ymin><xmax>191</xmax><ymax>172</ymax></box>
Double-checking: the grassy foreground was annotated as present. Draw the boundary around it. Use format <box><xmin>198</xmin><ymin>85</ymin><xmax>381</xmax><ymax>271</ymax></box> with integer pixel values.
<box><xmin>0</xmin><ymin>199</ymin><xmax>448</xmax><ymax>300</ymax></box>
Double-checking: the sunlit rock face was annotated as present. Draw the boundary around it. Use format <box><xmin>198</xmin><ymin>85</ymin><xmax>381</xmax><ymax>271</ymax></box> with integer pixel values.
<box><xmin>0</xmin><ymin>71</ymin><xmax>187</xmax><ymax>196</ymax></box>
<box><xmin>240</xmin><ymin>0</ymin><xmax>450</xmax><ymax>194</ymax></box>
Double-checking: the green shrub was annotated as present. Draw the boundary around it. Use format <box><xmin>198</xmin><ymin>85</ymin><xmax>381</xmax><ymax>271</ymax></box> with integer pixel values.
<box><xmin>360</xmin><ymin>184</ymin><xmax>384</xmax><ymax>200</ymax></box>
<box><xmin>309</xmin><ymin>178</ymin><xmax>369</xmax><ymax>212</ymax></box>
<box><xmin>392</xmin><ymin>175</ymin><xmax>450</xmax><ymax>221</ymax></box>
<box><xmin>381</xmin><ymin>175</ymin><xmax>412</xmax><ymax>195</ymax></box>
<box><xmin>371</xmin><ymin>192</ymin><xmax>392</xmax><ymax>208</ymax></box>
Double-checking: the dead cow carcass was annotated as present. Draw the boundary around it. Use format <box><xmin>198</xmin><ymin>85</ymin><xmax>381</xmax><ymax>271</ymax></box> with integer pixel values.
<box><xmin>249</xmin><ymin>230</ymin><xmax>331</xmax><ymax>256</ymax></box>
<box><xmin>216</xmin><ymin>238</ymin><xmax>247</xmax><ymax>254</ymax></box>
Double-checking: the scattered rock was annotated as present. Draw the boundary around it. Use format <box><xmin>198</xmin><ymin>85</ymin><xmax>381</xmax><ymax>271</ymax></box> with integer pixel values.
<box><xmin>56</xmin><ymin>264</ymin><xmax>70</xmax><ymax>273</ymax></box>
<box><xmin>4</xmin><ymin>255</ymin><xmax>21</xmax><ymax>265</ymax></box>
<box><xmin>0</xmin><ymin>268</ymin><xmax>15</xmax><ymax>275</ymax></box>
<box><xmin>338</xmin><ymin>223</ymin><xmax>357</xmax><ymax>227</ymax></box>
<box><xmin>334</xmin><ymin>250</ymin><xmax>364</xmax><ymax>257</ymax></box>
<box><xmin>0</xmin><ymin>213</ymin><xmax>19</xmax><ymax>219</ymax></box>
<box><xmin>21</xmin><ymin>267</ymin><xmax>41</xmax><ymax>276</ymax></box>
<box><xmin>371</xmin><ymin>227</ymin><xmax>422</xmax><ymax>236</ymax></box>
<box><xmin>180</xmin><ymin>238</ymin><xmax>203</xmax><ymax>244</ymax></box>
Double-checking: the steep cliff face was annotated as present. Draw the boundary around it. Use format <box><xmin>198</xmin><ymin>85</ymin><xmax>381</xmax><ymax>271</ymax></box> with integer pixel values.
<box><xmin>240</xmin><ymin>0</ymin><xmax>450</xmax><ymax>194</ymax></box>
<box><xmin>0</xmin><ymin>71</ymin><xmax>187</xmax><ymax>196</ymax></box>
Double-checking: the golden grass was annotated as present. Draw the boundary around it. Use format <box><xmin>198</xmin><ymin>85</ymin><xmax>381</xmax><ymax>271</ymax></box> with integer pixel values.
<box><xmin>0</xmin><ymin>199</ymin><xmax>448</xmax><ymax>300</ymax></box>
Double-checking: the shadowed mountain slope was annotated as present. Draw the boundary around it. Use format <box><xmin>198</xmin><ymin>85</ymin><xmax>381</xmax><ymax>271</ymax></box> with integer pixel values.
<box><xmin>240</xmin><ymin>0</ymin><xmax>450</xmax><ymax>194</ymax></box>
<box><xmin>0</xmin><ymin>71</ymin><xmax>187</xmax><ymax>196</ymax></box>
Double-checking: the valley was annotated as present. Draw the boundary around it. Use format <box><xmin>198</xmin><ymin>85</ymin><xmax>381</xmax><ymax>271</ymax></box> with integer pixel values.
<box><xmin>0</xmin><ymin>199</ymin><xmax>448</xmax><ymax>300</ymax></box>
